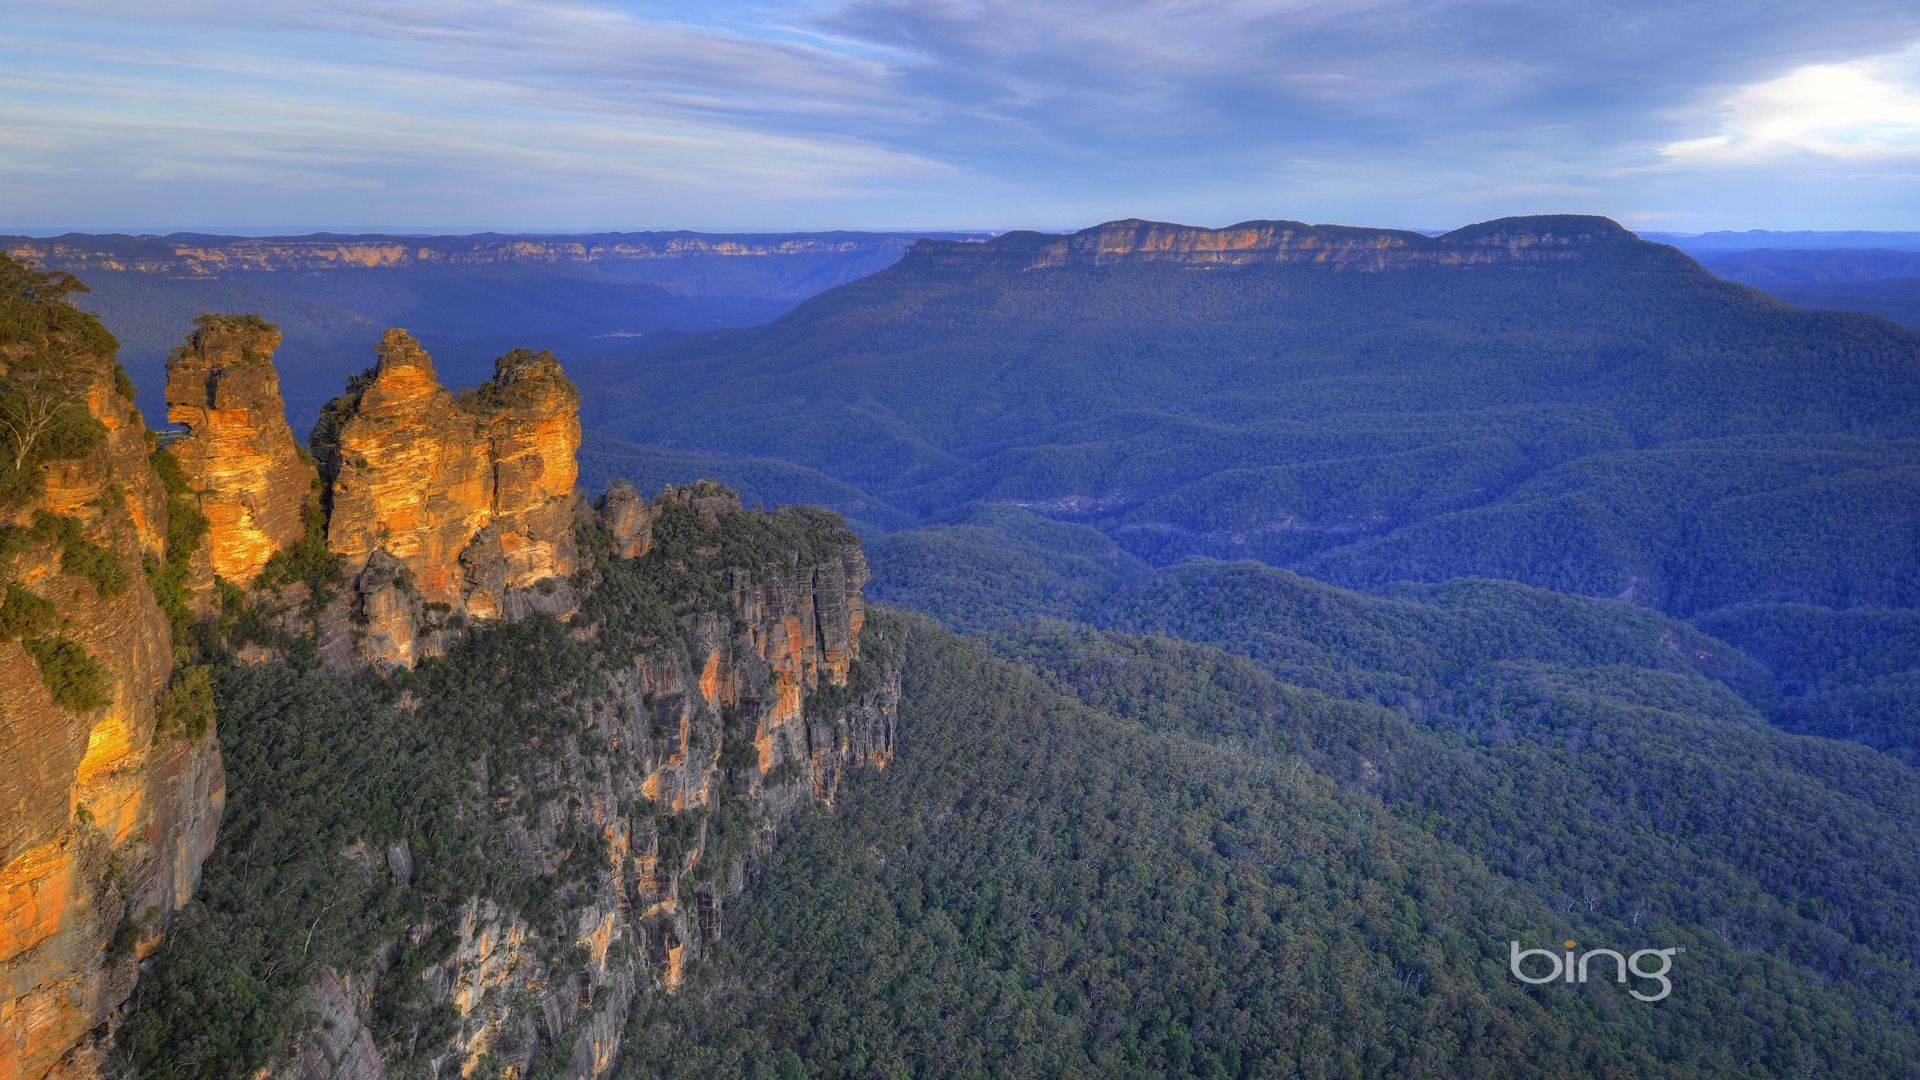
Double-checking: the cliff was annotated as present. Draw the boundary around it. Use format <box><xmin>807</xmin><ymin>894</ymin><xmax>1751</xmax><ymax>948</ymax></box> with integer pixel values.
<box><xmin>310</xmin><ymin>330</ymin><xmax>580</xmax><ymax>668</ymax></box>
<box><xmin>299</xmin><ymin>488</ymin><xmax>895</xmax><ymax>1078</ymax></box>
<box><xmin>123</xmin><ymin>477</ymin><xmax>898</xmax><ymax>1080</ymax></box>
<box><xmin>1</xmin><ymin>258</ymin><xmax>223</xmax><ymax>1080</ymax></box>
<box><xmin>8</xmin><ymin>260</ymin><xmax>900</xmax><ymax>1078</ymax></box>
<box><xmin>901</xmin><ymin>214</ymin><xmax>1666</xmax><ymax>273</ymax></box>
<box><xmin>163</xmin><ymin>315</ymin><xmax>318</xmax><ymax>584</ymax></box>
<box><xmin>2</xmin><ymin>232</ymin><xmax>953</xmax><ymax>275</ymax></box>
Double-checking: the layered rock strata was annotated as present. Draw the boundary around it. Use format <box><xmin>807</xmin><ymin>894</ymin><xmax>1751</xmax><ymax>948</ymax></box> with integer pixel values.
<box><xmin>903</xmin><ymin>214</ymin><xmax>1656</xmax><ymax>273</ymax></box>
<box><xmin>1</xmin><ymin>270</ymin><xmax>223</xmax><ymax>1080</ymax></box>
<box><xmin>3</xmin><ymin>232</ymin><xmax>944</xmax><ymax>274</ymax></box>
<box><xmin>163</xmin><ymin>314</ymin><xmax>318</xmax><ymax>584</ymax></box>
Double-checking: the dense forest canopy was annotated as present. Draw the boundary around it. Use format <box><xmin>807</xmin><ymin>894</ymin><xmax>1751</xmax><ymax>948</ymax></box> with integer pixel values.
<box><xmin>9</xmin><ymin>215</ymin><xmax>1918</xmax><ymax>1078</ymax></box>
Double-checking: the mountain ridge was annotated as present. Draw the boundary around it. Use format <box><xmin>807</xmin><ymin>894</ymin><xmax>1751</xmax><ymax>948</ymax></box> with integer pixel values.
<box><xmin>901</xmin><ymin>214</ymin><xmax>1667</xmax><ymax>273</ymax></box>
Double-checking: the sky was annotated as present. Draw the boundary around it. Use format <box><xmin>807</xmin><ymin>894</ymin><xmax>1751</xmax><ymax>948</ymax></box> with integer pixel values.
<box><xmin>3</xmin><ymin>1</ymin><xmax>1920</xmax><ymax>233</ymax></box>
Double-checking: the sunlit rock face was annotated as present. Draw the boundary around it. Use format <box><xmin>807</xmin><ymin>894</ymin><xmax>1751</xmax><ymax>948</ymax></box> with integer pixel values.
<box><xmin>314</xmin><ymin>328</ymin><xmax>494</xmax><ymax>611</ymax></box>
<box><xmin>474</xmin><ymin>347</ymin><xmax>582</xmax><ymax>603</ymax></box>
<box><xmin>2</xmin><ymin>305</ymin><xmax>222</xmax><ymax>1080</ymax></box>
<box><xmin>310</xmin><ymin>330</ymin><xmax>581</xmax><ymax>668</ymax></box>
<box><xmin>164</xmin><ymin>314</ymin><xmax>318</xmax><ymax>584</ymax></box>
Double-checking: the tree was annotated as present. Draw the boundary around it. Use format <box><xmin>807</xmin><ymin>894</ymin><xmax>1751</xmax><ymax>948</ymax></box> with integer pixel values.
<box><xmin>0</xmin><ymin>375</ymin><xmax>85</xmax><ymax>472</ymax></box>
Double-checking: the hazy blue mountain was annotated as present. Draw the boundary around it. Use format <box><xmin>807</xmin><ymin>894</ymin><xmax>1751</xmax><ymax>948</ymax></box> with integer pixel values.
<box><xmin>561</xmin><ymin>215</ymin><xmax>1920</xmax><ymax>767</ymax></box>
<box><xmin>577</xmin><ymin>216</ymin><xmax>1920</xmax><ymax>614</ymax></box>
<box><xmin>1681</xmin><ymin>247</ymin><xmax>1920</xmax><ymax>331</ymax></box>
<box><xmin>4</xmin><ymin>229</ymin><xmax>985</xmax><ymax>434</ymax></box>
<box><xmin>1647</xmin><ymin>229</ymin><xmax>1920</xmax><ymax>253</ymax></box>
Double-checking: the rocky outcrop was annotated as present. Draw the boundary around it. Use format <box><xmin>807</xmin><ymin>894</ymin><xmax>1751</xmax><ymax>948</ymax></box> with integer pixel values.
<box><xmin>8</xmin><ymin>288</ymin><xmax>893</xmax><ymax>1078</ymax></box>
<box><xmin>597</xmin><ymin>481</ymin><xmax>652</xmax><ymax>559</ymax></box>
<box><xmin>163</xmin><ymin>314</ymin><xmax>318</xmax><ymax>584</ymax></box>
<box><xmin>271</xmin><ymin>485</ymin><xmax>897</xmax><ymax>1080</ymax></box>
<box><xmin>1</xmin><ymin>261</ymin><xmax>223</xmax><ymax>1080</ymax></box>
<box><xmin>903</xmin><ymin>214</ymin><xmax>1662</xmax><ymax>273</ymax></box>
<box><xmin>311</xmin><ymin>331</ymin><xmax>580</xmax><ymax>668</ymax></box>
<box><xmin>472</xmin><ymin>348</ymin><xmax>582</xmax><ymax>613</ymax></box>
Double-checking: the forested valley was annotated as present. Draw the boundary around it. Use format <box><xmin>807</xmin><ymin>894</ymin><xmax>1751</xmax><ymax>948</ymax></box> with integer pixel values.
<box><xmin>9</xmin><ymin>216</ymin><xmax>1920</xmax><ymax>1078</ymax></box>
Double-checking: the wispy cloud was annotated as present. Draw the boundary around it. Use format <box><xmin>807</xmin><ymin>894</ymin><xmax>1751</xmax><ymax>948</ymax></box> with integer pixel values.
<box><xmin>3</xmin><ymin>0</ymin><xmax>1919</xmax><ymax>229</ymax></box>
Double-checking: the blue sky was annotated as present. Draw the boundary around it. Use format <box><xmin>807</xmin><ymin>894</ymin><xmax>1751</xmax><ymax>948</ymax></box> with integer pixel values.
<box><xmin>3</xmin><ymin>1</ymin><xmax>1919</xmax><ymax>233</ymax></box>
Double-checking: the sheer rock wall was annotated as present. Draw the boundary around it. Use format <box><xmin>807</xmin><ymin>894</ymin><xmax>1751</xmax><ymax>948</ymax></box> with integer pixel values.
<box><xmin>2</xmin><ymin>298</ymin><xmax>223</xmax><ymax>1080</ymax></box>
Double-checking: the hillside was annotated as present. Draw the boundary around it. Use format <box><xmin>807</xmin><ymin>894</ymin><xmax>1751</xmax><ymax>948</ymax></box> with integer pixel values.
<box><xmin>1686</xmin><ymin>248</ymin><xmax>1920</xmax><ymax>332</ymax></box>
<box><xmin>8</xmin><ymin>222</ymin><xmax>1920</xmax><ymax>1079</ymax></box>
<box><xmin>570</xmin><ymin>214</ymin><xmax>1920</xmax><ymax>763</ymax></box>
<box><xmin>616</xmin><ymin>611</ymin><xmax>1920</xmax><ymax>1078</ymax></box>
<box><xmin>577</xmin><ymin>216</ymin><xmax>1920</xmax><ymax>613</ymax></box>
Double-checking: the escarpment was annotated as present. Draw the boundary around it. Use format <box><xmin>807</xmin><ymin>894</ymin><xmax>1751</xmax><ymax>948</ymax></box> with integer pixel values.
<box><xmin>163</xmin><ymin>314</ymin><xmax>318</xmax><ymax>585</ymax></box>
<box><xmin>903</xmin><ymin>214</ymin><xmax>1664</xmax><ymax>273</ymax></box>
<box><xmin>2</xmin><ymin>258</ymin><xmax>223</xmax><ymax>1080</ymax></box>
<box><xmin>310</xmin><ymin>330</ymin><xmax>581</xmax><ymax>667</ymax></box>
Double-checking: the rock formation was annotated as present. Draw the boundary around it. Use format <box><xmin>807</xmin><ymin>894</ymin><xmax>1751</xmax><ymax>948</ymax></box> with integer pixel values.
<box><xmin>597</xmin><ymin>481</ymin><xmax>653</xmax><ymax>559</ymax></box>
<box><xmin>266</xmin><ymin>483</ymin><xmax>896</xmax><ymax>1079</ymax></box>
<box><xmin>163</xmin><ymin>314</ymin><xmax>318</xmax><ymax>584</ymax></box>
<box><xmin>311</xmin><ymin>330</ymin><xmax>580</xmax><ymax>667</ymax></box>
<box><xmin>7</xmin><ymin>290</ymin><xmax>895</xmax><ymax>1078</ymax></box>
<box><xmin>1</xmin><ymin>260</ymin><xmax>223</xmax><ymax>1080</ymax></box>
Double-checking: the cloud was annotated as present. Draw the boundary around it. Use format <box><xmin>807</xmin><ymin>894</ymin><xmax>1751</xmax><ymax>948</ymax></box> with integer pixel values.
<box><xmin>3</xmin><ymin>0</ymin><xmax>1920</xmax><ymax>229</ymax></box>
<box><xmin>1663</xmin><ymin>44</ymin><xmax>1920</xmax><ymax>162</ymax></box>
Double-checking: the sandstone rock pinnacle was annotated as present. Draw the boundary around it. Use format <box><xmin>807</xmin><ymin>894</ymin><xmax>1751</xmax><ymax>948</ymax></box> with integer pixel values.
<box><xmin>310</xmin><ymin>330</ymin><xmax>582</xmax><ymax>667</ymax></box>
<box><xmin>164</xmin><ymin>314</ymin><xmax>318</xmax><ymax>584</ymax></box>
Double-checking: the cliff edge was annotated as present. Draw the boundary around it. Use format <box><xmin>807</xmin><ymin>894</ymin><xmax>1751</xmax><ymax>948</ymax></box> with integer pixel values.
<box><xmin>901</xmin><ymin>214</ymin><xmax>1667</xmax><ymax>273</ymax></box>
<box><xmin>1</xmin><ymin>257</ymin><xmax>223</xmax><ymax>1080</ymax></box>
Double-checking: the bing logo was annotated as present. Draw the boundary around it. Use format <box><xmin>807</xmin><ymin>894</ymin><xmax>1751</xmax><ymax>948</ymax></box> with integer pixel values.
<box><xmin>1509</xmin><ymin>940</ymin><xmax>1679</xmax><ymax>1002</ymax></box>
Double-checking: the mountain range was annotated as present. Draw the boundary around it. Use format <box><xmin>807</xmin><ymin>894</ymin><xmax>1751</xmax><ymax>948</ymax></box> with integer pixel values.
<box><xmin>5</xmin><ymin>214</ymin><xmax>1920</xmax><ymax>1078</ymax></box>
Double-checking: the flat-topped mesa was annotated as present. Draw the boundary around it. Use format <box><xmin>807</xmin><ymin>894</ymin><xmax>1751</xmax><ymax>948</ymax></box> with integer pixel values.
<box><xmin>903</xmin><ymin>214</ymin><xmax>1658</xmax><ymax>273</ymax></box>
<box><xmin>164</xmin><ymin>314</ymin><xmax>318</xmax><ymax>584</ymax></box>
<box><xmin>2</xmin><ymin>232</ymin><xmax>926</xmax><ymax>274</ymax></box>
<box><xmin>311</xmin><ymin>329</ymin><xmax>582</xmax><ymax>667</ymax></box>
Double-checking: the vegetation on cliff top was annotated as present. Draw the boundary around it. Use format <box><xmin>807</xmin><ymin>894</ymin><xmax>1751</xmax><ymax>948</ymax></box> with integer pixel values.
<box><xmin>0</xmin><ymin>254</ymin><xmax>114</xmax><ymax>508</ymax></box>
<box><xmin>0</xmin><ymin>254</ymin><xmax>132</xmax><ymax>711</ymax></box>
<box><xmin>118</xmin><ymin>499</ymin><xmax>873</xmax><ymax>1079</ymax></box>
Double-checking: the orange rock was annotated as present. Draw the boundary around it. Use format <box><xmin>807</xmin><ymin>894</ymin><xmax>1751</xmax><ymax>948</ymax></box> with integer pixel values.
<box><xmin>1</xmin><ymin>289</ymin><xmax>223</xmax><ymax>1080</ymax></box>
<box><xmin>312</xmin><ymin>332</ymin><xmax>582</xmax><ymax>667</ymax></box>
<box><xmin>164</xmin><ymin>315</ymin><xmax>318</xmax><ymax>584</ymax></box>
<box><xmin>316</xmin><ymin>329</ymin><xmax>493</xmax><ymax>611</ymax></box>
<box><xmin>476</xmin><ymin>348</ymin><xmax>580</xmax><ymax>589</ymax></box>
